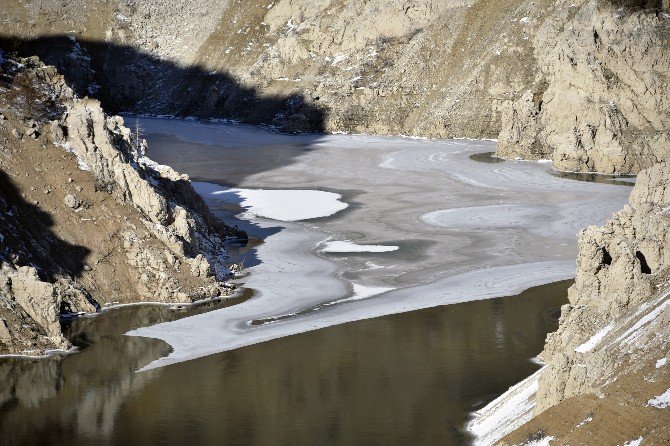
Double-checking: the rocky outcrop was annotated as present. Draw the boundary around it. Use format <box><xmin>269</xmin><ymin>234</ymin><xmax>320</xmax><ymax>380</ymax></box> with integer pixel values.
<box><xmin>0</xmin><ymin>54</ymin><xmax>244</xmax><ymax>355</ymax></box>
<box><xmin>470</xmin><ymin>159</ymin><xmax>670</xmax><ymax>445</ymax></box>
<box><xmin>535</xmin><ymin>159</ymin><xmax>670</xmax><ymax>411</ymax></box>
<box><xmin>497</xmin><ymin>0</ymin><xmax>670</xmax><ymax>174</ymax></box>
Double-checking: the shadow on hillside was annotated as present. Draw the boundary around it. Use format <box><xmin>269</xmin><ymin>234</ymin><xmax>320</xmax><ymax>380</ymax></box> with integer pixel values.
<box><xmin>0</xmin><ymin>35</ymin><xmax>326</xmax><ymax>135</ymax></box>
<box><xmin>0</xmin><ymin>35</ymin><xmax>334</xmax><ymax>284</ymax></box>
<box><xmin>0</xmin><ymin>33</ymin><xmax>330</xmax><ymax>210</ymax></box>
<box><xmin>0</xmin><ymin>170</ymin><xmax>90</xmax><ymax>280</ymax></box>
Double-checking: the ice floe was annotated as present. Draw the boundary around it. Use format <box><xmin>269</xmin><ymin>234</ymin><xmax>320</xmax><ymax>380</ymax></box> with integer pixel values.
<box><xmin>194</xmin><ymin>182</ymin><xmax>347</xmax><ymax>221</ymax></box>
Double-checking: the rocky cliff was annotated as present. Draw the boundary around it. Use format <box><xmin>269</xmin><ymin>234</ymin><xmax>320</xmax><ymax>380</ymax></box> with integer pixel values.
<box><xmin>469</xmin><ymin>159</ymin><xmax>670</xmax><ymax>445</ymax></box>
<box><xmin>0</xmin><ymin>0</ymin><xmax>554</xmax><ymax>137</ymax></box>
<box><xmin>0</xmin><ymin>54</ymin><xmax>244</xmax><ymax>355</ymax></box>
<box><xmin>2</xmin><ymin>1</ymin><xmax>668</xmax><ymax>173</ymax></box>
<box><xmin>497</xmin><ymin>0</ymin><xmax>670</xmax><ymax>174</ymax></box>
<box><xmin>3</xmin><ymin>1</ymin><xmax>667</xmax><ymax>173</ymax></box>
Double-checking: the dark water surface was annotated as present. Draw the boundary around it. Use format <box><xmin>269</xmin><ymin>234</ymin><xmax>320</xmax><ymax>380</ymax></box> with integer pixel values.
<box><xmin>0</xmin><ymin>281</ymin><xmax>570</xmax><ymax>445</ymax></box>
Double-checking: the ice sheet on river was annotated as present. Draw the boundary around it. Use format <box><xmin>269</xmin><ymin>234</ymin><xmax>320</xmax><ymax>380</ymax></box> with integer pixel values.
<box><xmin>128</xmin><ymin>118</ymin><xmax>632</xmax><ymax>371</ymax></box>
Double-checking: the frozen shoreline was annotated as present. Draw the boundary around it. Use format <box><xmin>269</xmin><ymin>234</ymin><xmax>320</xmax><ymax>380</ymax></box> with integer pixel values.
<box><xmin>128</xmin><ymin>117</ymin><xmax>632</xmax><ymax>371</ymax></box>
<box><xmin>131</xmin><ymin>259</ymin><xmax>574</xmax><ymax>372</ymax></box>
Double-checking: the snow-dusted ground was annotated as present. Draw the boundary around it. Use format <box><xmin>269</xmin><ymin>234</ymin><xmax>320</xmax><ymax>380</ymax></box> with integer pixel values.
<box><xmin>128</xmin><ymin>117</ymin><xmax>631</xmax><ymax>371</ymax></box>
<box><xmin>647</xmin><ymin>388</ymin><xmax>670</xmax><ymax>408</ymax></box>
<box><xmin>467</xmin><ymin>368</ymin><xmax>542</xmax><ymax>446</ymax></box>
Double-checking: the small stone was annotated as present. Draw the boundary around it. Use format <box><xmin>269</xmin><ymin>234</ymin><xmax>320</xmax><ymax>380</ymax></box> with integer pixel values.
<box><xmin>0</xmin><ymin>113</ymin><xmax>6</xmax><ymax>121</ymax></box>
<box><xmin>75</xmin><ymin>185</ymin><xmax>83</xmax><ymax>192</ymax></box>
<box><xmin>67</xmin><ymin>177</ymin><xmax>73</xmax><ymax>183</ymax></box>
<box><xmin>11</xmin><ymin>129</ymin><xmax>22</xmax><ymax>139</ymax></box>
<box><xmin>64</xmin><ymin>194</ymin><xmax>80</xmax><ymax>209</ymax></box>
<box><xmin>83</xmin><ymin>264</ymin><xmax>92</xmax><ymax>271</ymax></box>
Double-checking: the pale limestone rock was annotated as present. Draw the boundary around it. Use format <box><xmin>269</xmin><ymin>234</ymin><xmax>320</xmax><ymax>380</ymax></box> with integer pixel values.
<box><xmin>2</xmin><ymin>265</ymin><xmax>67</xmax><ymax>348</ymax></box>
<box><xmin>534</xmin><ymin>159</ymin><xmax>670</xmax><ymax>413</ymax></box>
<box><xmin>497</xmin><ymin>0</ymin><xmax>670</xmax><ymax>174</ymax></box>
<box><xmin>64</xmin><ymin>194</ymin><xmax>80</xmax><ymax>209</ymax></box>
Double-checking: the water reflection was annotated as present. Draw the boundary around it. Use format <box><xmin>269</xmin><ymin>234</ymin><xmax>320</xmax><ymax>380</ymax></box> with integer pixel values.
<box><xmin>550</xmin><ymin>170</ymin><xmax>635</xmax><ymax>187</ymax></box>
<box><xmin>468</xmin><ymin>152</ymin><xmax>506</xmax><ymax>164</ymax></box>
<box><xmin>0</xmin><ymin>281</ymin><xmax>569</xmax><ymax>445</ymax></box>
<box><xmin>469</xmin><ymin>152</ymin><xmax>635</xmax><ymax>187</ymax></box>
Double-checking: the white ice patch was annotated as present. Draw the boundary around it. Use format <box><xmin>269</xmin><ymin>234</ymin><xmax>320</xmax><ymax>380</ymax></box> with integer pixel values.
<box><xmin>622</xmin><ymin>436</ymin><xmax>644</xmax><ymax>446</ymax></box>
<box><xmin>525</xmin><ymin>436</ymin><xmax>555</xmax><ymax>446</ymax></box>
<box><xmin>575</xmin><ymin>322</ymin><xmax>614</xmax><ymax>353</ymax></box>
<box><xmin>325</xmin><ymin>284</ymin><xmax>395</xmax><ymax>306</ymax></box>
<box><xmin>422</xmin><ymin>204</ymin><xmax>544</xmax><ymax>230</ymax></box>
<box><xmin>321</xmin><ymin>240</ymin><xmax>399</xmax><ymax>253</ymax></box>
<box><xmin>193</xmin><ymin>182</ymin><xmax>347</xmax><ymax>221</ymax></box>
<box><xmin>656</xmin><ymin>358</ymin><xmax>667</xmax><ymax>368</ymax></box>
<box><xmin>647</xmin><ymin>388</ymin><xmax>670</xmax><ymax>408</ymax></box>
<box><xmin>467</xmin><ymin>368</ymin><xmax>542</xmax><ymax>446</ymax></box>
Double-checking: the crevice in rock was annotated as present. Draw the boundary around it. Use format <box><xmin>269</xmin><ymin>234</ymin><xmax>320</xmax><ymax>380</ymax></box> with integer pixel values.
<box><xmin>601</xmin><ymin>247</ymin><xmax>612</xmax><ymax>266</ymax></box>
<box><xmin>635</xmin><ymin>250</ymin><xmax>651</xmax><ymax>274</ymax></box>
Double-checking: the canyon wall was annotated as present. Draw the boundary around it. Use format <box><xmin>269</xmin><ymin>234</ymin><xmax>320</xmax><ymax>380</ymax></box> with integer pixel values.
<box><xmin>2</xmin><ymin>1</ymin><xmax>667</xmax><ymax>172</ymax></box>
<box><xmin>497</xmin><ymin>0</ymin><xmax>670</xmax><ymax>174</ymax></box>
<box><xmin>0</xmin><ymin>54</ymin><xmax>244</xmax><ymax>354</ymax></box>
<box><xmin>0</xmin><ymin>0</ymin><xmax>553</xmax><ymax>137</ymax></box>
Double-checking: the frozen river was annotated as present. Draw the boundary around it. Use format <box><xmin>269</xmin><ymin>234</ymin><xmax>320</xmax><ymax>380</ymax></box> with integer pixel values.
<box><xmin>0</xmin><ymin>118</ymin><xmax>634</xmax><ymax>446</ymax></box>
<box><xmin>128</xmin><ymin>118</ymin><xmax>631</xmax><ymax>370</ymax></box>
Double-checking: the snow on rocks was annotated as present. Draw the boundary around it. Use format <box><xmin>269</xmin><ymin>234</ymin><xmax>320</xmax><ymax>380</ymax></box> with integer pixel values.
<box><xmin>467</xmin><ymin>368</ymin><xmax>542</xmax><ymax>446</ymax></box>
<box><xmin>575</xmin><ymin>322</ymin><xmax>614</xmax><ymax>353</ymax></box>
<box><xmin>647</xmin><ymin>388</ymin><xmax>670</xmax><ymax>409</ymax></box>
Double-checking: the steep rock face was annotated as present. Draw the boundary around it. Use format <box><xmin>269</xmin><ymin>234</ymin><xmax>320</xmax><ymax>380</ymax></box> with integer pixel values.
<box><xmin>535</xmin><ymin>160</ymin><xmax>670</xmax><ymax>410</ymax></box>
<box><xmin>497</xmin><ymin>0</ymin><xmax>670</xmax><ymax>174</ymax></box>
<box><xmin>469</xmin><ymin>160</ymin><xmax>670</xmax><ymax>445</ymax></box>
<box><xmin>0</xmin><ymin>0</ymin><xmax>555</xmax><ymax>137</ymax></box>
<box><xmin>0</xmin><ymin>55</ymin><xmax>244</xmax><ymax>354</ymax></box>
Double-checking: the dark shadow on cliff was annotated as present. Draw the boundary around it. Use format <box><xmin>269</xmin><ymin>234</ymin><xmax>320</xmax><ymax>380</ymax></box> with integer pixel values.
<box><xmin>0</xmin><ymin>35</ymin><xmax>327</xmax><ymax>187</ymax></box>
<box><xmin>0</xmin><ymin>36</ymin><xmax>326</xmax><ymax>133</ymax></box>
<box><xmin>0</xmin><ymin>170</ymin><xmax>90</xmax><ymax>280</ymax></box>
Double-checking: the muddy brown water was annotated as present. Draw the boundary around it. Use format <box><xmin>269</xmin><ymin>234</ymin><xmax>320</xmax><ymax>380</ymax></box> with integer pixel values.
<box><xmin>0</xmin><ymin>280</ymin><xmax>570</xmax><ymax>445</ymax></box>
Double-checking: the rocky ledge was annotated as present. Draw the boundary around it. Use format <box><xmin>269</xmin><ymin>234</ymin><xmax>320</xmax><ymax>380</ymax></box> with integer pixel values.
<box><xmin>0</xmin><ymin>54</ymin><xmax>245</xmax><ymax>355</ymax></box>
